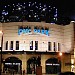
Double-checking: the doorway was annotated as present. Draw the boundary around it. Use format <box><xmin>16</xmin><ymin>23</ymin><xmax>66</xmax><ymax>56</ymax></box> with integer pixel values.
<box><xmin>27</xmin><ymin>57</ymin><xmax>37</xmax><ymax>74</ymax></box>
<box><xmin>3</xmin><ymin>57</ymin><xmax>22</xmax><ymax>74</ymax></box>
<box><xmin>46</xmin><ymin>58</ymin><xmax>61</xmax><ymax>74</ymax></box>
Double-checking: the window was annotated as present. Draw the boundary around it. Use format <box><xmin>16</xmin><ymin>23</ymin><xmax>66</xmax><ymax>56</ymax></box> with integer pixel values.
<box><xmin>16</xmin><ymin>41</ymin><xmax>19</xmax><ymax>50</ymax></box>
<box><xmin>54</xmin><ymin>42</ymin><xmax>56</xmax><ymax>51</ymax></box>
<box><xmin>58</xmin><ymin>43</ymin><xmax>60</xmax><ymax>51</ymax></box>
<box><xmin>30</xmin><ymin>41</ymin><xmax>33</xmax><ymax>50</ymax></box>
<box><xmin>5</xmin><ymin>41</ymin><xmax>8</xmax><ymax>50</ymax></box>
<box><xmin>48</xmin><ymin>42</ymin><xmax>51</xmax><ymax>51</ymax></box>
<box><xmin>10</xmin><ymin>41</ymin><xmax>13</xmax><ymax>50</ymax></box>
<box><xmin>35</xmin><ymin>41</ymin><xmax>38</xmax><ymax>50</ymax></box>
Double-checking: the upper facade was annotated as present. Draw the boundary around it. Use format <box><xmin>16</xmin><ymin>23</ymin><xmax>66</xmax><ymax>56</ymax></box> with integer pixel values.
<box><xmin>0</xmin><ymin>22</ymin><xmax>74</xmax><ymax>53</ymax></box>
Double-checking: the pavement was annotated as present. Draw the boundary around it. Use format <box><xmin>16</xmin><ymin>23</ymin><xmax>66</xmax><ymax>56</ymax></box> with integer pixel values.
<box><xmin>1</xmin><ymin>73</ymin><xmax>57</xmax><ymax>75</ymax></box>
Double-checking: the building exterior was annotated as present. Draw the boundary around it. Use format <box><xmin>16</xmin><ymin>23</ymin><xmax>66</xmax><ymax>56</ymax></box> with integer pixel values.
<box><xmin>0</xmin><ymin>22</ymin><xmax>74</xmax><ymax>74</ymax></box>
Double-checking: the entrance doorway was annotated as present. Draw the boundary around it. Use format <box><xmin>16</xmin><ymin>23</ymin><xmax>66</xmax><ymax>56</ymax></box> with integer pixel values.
<box><xmin>3</xmin><ymin>57</ymin><xmax>22</xmax><ymax>74</ymax></box>
<box><xmin>46</xmin><ymin>58</ymin><xmax>61</xmax><ymax>74</ymax></box>
<box><xmin>27</xmin><ymin>57</ymin><xmax>37</xmax><ymax>74</ymax></box>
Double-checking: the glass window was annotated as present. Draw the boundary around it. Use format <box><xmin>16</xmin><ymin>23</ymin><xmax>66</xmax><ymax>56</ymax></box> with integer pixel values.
<box><xmin>10</xmin><ymin>41</ymin><xmax>13</xmax><ymax>50</ymax></box>
<box><xmin>16</xmin><ymin>41</ymin><xmax>19</xmax><ymax>50</ymax></box>
<box><xmin>35</xmin><ymin>41</ymin><xmax>38</xmax><ymax>50</ymax></box>
<box><xmin>5</xmin><ymin>41</ymin><xmax>8</xmax><ymax>50</ymax></box>
<box><xmin>58</xmin><ymin>43</ymin><xmax>60</xmax><ymax>51</ymax></box>
<box><xmin>48</xmin><ymin>42</ymin><xmax>51</xmax><ymax>51</ymax></box>
<box><xmin>54</xmin><ymin>42</ymin><xmax>56</xmax><ymax>51</ymax></box>
<box><xmin>30</xmin><ymin>41</ymin><xmax>33</xmax><ymax>50</ymax></box>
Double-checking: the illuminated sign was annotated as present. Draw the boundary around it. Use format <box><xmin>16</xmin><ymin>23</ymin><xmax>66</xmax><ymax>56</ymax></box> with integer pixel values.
<box><xmin>18</xmin><ymin>28</ymin><xmax>31</xmax><ymax>35</ymax></box>
<box><xmin>46</xmin><ymin>63</ymin><xmax>60</xmax><ymax>66</ymax></box>
<box><xmin>18</xmin><ymin>26</ymin><xmax>49</xmax><ymax>36</ymax></box>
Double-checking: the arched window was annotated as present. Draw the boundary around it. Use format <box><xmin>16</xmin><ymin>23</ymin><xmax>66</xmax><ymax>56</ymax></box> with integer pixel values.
<box><xmin>46</xmin><ymin>58</ymin><xmax>61</xmax><ymax>74</ymax></box>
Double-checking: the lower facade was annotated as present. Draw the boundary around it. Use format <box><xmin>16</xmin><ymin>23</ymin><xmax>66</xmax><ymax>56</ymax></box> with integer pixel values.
<box><xmin>1</xmin><ymin>52</ymin><xmax>71</xmax><ymax>74</ymax></box>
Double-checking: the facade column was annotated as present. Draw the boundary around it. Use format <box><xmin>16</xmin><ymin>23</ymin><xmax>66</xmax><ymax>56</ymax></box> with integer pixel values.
<box><xmin>57</xmin><ymin>42</ymin><xmax>58</xmax><ymax>52</ymax></box>
<box><xmin>2</xmin><ymin>63</ymin><xmax>4</xmax><ymax>73</ymax></box>
<box><xmin>73</xmin><ymin>22</ymin><xmax>75</xmax><ymax>73</ymax></box>
<box><xmin>41</xmin><ymin>55</ymin><xmax>45</xmax><ymax>74</ymax></box>
<box><xmin>8</xmin><ymin>41</ymin><xmax>10</xmax><ymax>50</ymax></box>
<box><xmin>71</xmin><ymin>52</ymin><xmax>74</xmax><ymax>72</ymax></box>
<box><xmin>52</xmin><ymin>42</ymin><xmax>54</xmax><ymax>51</ymax></box>
<box><xmin>74</xmin><ymin>48</ymin><xmax>75</xmax><ymax>72</ymax></box>
<box><xmin>22</xmin><ymin>54</ymin><xmax>27</xmax><ymax>74</ymax></box>
<box><xmin>13</xmin><ymin>41</ymin><xmax>16</xmax><ymax>50</ymax></box>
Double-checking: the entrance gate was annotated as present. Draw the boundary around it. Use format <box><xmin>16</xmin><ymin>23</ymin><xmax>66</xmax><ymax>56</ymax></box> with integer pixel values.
<box><xmin>46</xmin><ymin>58</ymin><xmax>61</xmax><ymax>74</ymax></box>
<box><xmin>3</xmin><ymin>57</ymin><xmax>22</xmax><ymax>74</ymax></box>
<box><xmin>27</xmin><ymin>57</ymin><xmax>37</xmax><ymax>74</ymax></box>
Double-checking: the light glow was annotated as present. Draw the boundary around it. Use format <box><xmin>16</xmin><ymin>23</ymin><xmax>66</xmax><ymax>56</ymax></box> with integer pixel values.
<box><xmin>59</xmin><ymin>52</ymin><xmax>62</xmax><ymax>56</ymax></box>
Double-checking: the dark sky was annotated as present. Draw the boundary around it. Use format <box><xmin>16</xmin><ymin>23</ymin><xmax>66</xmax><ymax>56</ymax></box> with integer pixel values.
<box><xmin>56</xmin><ymin>0</ymin><xmax>75</xmax><ymax>19</ymax></box>
<box><xmin>0</xmin><ymin>0</ymin><xmax>75</xmax><ymax>24</ymax></box>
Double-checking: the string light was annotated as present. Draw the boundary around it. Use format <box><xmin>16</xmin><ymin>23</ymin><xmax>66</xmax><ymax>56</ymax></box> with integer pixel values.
<box><xmin>1</xmin><ymin>1</ymin><xmax>58</xmax><ymax>23</ymax></box>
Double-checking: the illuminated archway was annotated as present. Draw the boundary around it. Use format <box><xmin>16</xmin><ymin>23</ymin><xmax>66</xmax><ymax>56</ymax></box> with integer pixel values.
<box><xmin>3</xmin><ymin>57</ymin><xmax>22</xmax><ymax>74</ymax></box>
<box><xmin>46</xmin><ymin>58</ymin><xmax>61</xmax><ymax>74</ymax></box>
<box><xmin>27</xmin><ymin>57</ymin><xmax>37</xmax><ymax>74</ymax></box>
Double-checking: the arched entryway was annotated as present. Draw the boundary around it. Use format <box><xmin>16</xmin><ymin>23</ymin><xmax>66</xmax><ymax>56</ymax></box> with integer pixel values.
<box><xmin>27</xmin><ymin>57</ymin><xmax>37</xmax><ymax>74</ymax></box>
<box><xmin>3</xmin><ymin>57</ymin><xmax>22</xmax><ymax>74</ymax></box>
<box><xmin>46</xmin><ymin>58</ymin><xmax>61</xmax><ymax>74</ymax></box>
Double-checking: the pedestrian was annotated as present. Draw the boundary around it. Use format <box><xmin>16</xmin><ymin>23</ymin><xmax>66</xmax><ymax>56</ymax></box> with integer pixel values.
<box><xmin>23</xmin><ymin>70</ymin><xmax>25</xmax><ymax>75</ymax></box>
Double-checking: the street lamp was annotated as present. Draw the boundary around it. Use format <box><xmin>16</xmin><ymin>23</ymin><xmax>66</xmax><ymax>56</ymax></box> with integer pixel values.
<box><xmin>0</xmin><ymin>31</ymin><xmax>3</xmax><ymax>74</ymax></box>
<box><xmin>58</xmin><ymin>52</ymin><xmax>62</xmax><ymax>72</ymax></box>
<box><xmin>59</xmin><ymin>52</ymin><xmax>62</xmax><ymax>56</ymax></box>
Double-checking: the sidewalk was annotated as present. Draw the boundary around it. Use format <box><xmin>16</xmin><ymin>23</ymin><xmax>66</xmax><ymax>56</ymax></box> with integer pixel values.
<box><xmin>1</xmin><ymin>73</ymin><xmax>57</xmax><ymax>75</ymax></box>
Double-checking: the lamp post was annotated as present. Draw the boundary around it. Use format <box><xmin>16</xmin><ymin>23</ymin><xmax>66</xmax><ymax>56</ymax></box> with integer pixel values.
<box><xmin>0</xmin><ymin>31</ymin><xmax>3</xmax><ymax>75</ymax></box>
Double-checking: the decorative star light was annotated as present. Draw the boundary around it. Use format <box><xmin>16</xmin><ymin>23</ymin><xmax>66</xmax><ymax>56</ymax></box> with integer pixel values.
<box><xmin>1</xmin><ymin>1</ymin><xmax>58</xmax><ymax>23</ymax></box>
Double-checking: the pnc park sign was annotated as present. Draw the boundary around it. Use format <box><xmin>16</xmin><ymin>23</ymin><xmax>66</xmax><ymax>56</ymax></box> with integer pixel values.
<box><xmin>18</xmin><ymin>26</ymin><xmax>50</xmax><ymax>36</ymax></box>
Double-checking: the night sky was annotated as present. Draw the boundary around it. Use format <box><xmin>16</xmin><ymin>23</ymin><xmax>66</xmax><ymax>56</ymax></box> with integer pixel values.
<box><xmin>0</xmin><ymin>0</ymin><xmax>75</xmax><ymax>25</ymax></box>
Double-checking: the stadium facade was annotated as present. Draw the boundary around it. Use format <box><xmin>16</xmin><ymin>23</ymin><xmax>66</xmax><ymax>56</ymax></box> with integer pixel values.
<box><xmin>0</xmin><ymin>22</ymin><xmax>75</xmax><ymax>74</ymax></box>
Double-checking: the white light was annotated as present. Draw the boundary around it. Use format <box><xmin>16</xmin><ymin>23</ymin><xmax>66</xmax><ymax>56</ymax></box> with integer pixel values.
<box><xmin>39</xmin><ymin>3</ymin><xmax>41</xmax><ymax>5</ymax></box>
<box><xmin>44</xmin><ymin>5</ymin><xmax>46</xmax><ymax>7</ymax></box>
<box><xmin>49</xmin><ymin>6</ymin><xmax>51</xmax><ymax>7</ymax></box>
<box><xmin>40</xmin><ymin>6</ymin><xmax>41</xmax><ymax>7</ymax></box>
<box><xmin>39</xmin><ymin>8</ymin><xmax>41</xmax><ymax>10</ymax></box>
<box><xmin>2</xmin><ymin>11</ymin><xmax>8</xmax><ymax>15</ymax></box>
<box><xmin>59</xmin><ymin>52</ymin><xmax>62</xmax><ymax>56</ymax></box>
<box><xmin>42</xmin><ymin>8</ymin><xmax>45</xmax><ymax>11</ymax></box>
<box><xmin>29</xmin><ymin>2</ymin><xmax>31</xmax><ymax>3</ymax></box>
<box><xmin>35</xmin><ymin>2</ymin><xmax>36</xmax><ymax>4</ymax></box>
<box><xmin>13</xmin><ymin>4</ymin><xmax>14</xmax><ymax>5</ymax></box>
<box><xmin>24</xmin><ymin>3</ymin><xmax>25</xmax><ymax>4</ymax></box>
<box><xmin>8</xmin><ymin>5</ymin><xmax>10</xmax><ymax>6</ymax></box>
<box><xmin>20</xmin><ymin>5</ymin><xmax>22</xmax><ymax>6</ymax></box>
<box><xmin>50</xmin><ymin>23</ymin><xmax>55</xmax><ymax>24</ymax></box>
<box><xmin>29</xmin><ymin>4</ymin><xmax>30</xmax><ymax>7</ymax></box>
<box><xmin>16</xmin><ymin>5</ymin><xmax>18</xmax><ymax>6</ymax></box>
<box><xmin>23</xmin><ymin>6</ymin><xmax>25</xmax><ymax>9</ymax></box>
<box><xmin>53</xmin><ymin>18</ymin><xmax>56</xmax><ymax>20</ymax></box>
<box><xmin>30</xmin><ymin>10</ymin><xmax>33</xmax><ymax>11</ymax></box>
<box><xmin>0</xmin><ymin>31</ymin><xmax>3</xmax><ymax>34</ymax></box>
<box><xmin>29</xmin><ymin>15</ymin><xmax>31</xmax><ymax>17</ymax></box>
<box><xmin>5</xmin><ymin>6</ymin><xmax>7</xmax><ymax>8</ymax></box>
<box><xmin>34</xmin><ymin>15</ymin><xmax>36</xmax><ymax>17</ymax></box>
<box><xmin>16</xmin><ymin>16</ymin><xmax>19</xmax><ymax>18</ymax></box>
<box><xmin>18</xmin><ymin>7</ymin><xmax>21</xmax><ymax>10</ymax></box>
<box><xmin>13</xmin><ymin>9</ymin><xmax>14</xmax><ymax>10</ymax></box>
<box><xmin>54</xmin><ymin>14</ymin><xmax>57</xmax><ymax>17</ymax></box>
<box><xmin>71</xmin><ymin>59</ymin><xmax>74</xmax><ymax>64</ymax></box>
<box><xmin>53</xmin><ymin>7</ymin><xmax>55</xmax><ymax>8</ymax></box>
<box><xmin>49</xmin><ymin>10</ymin><xmax>51</xmax><ymax>12</ymax></box>
<box><xmin>3</xmin><ymin>10</ymin><xmax>5</xmax><ymax>11</ymax></box>
<box><xmin>71</xmin><ymin>21</ymin><xmax>75</xmax><ymax>23</ymax></box>
<box><xmin>36</xmin><ymin>6</ymin><xmax>38</xmax><ymax>8</ymax></box>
